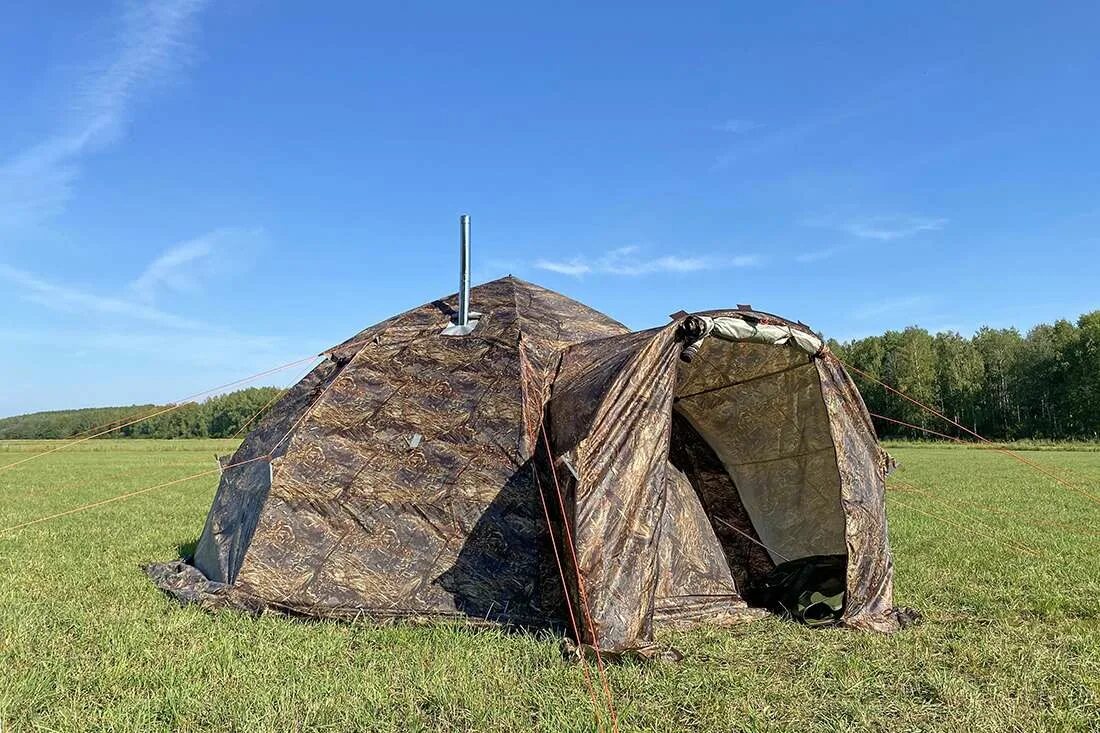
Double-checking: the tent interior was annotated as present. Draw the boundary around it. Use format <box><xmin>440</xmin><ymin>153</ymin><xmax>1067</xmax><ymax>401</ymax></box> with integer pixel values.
<box><xmin>654</xmin><ymin>336</ymin><xmax>848</xmax><ymax>618</ymax></box>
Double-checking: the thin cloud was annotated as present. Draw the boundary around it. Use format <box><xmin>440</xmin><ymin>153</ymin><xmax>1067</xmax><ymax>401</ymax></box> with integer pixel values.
<box><xmin>795</xmin><ymin>247</ymin><xmax>840</xmax><ymax>263</ymax></box>
<box><xmin>535</xmin><ymin>246</ymin><xmax>760</xmax><ymax>278</ymax></box>
<box><xmin>803</xmin><ymin>214</ymin><xmax>948</xmax><ymax>242</ymax></box>
<box><xmin>714</xmin><ymin>65</ymin><xmax>952</xmax><ymax>168</ymax></box>
<box><xmin>0</xmin><ymin>263</ymin><xmax>204</xmax><ymax>330</ymax></box>
<box><xmin>3</xmin><ymin>225</ymin><xmax>262</xmax><ymax>326</ymax></box>
<box><xmin>715</xmin><ymin>109</ymin><xmax>858</xmax><ymax>168</ymax></box>
<box><xmin>924</xmin><ymin>323</ymin><xmax>965</xmax><ymax>336</ymax></box>
<box><xmin>853</xmin><ymin>295</ymin><xmax>932</xmax><ymax>320</ymax></box>
<box><xmin>131</xmin><ymin>235</ymin><xmax>214</xmax><ymax>301</ymax></box>
<box><xmin>536</xmin><ymin>258</ymin><xmax>592</xmax><ymax>276</ymax></box>
<box><xmin>131</xmin><ymin>227</ymin><xmax>263</xmax><ymax>302</ymax></box>
<box><xmin>726</xmin><ymin>254</ymin><xmax>762</xmax><ymax>267</ymax></box>
<box><xmin>846</xmin><ymin>215</ymin><xmax>947</xmax><ymax>241</ymax></box>
<box><xmin>0</xmin><ymin>0</ymin><xmax>207</xmax><ymax>230</ymax></box>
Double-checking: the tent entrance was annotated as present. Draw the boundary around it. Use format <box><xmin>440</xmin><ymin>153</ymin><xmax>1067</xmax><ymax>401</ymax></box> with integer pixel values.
<box><xmin>668</xmin><ymin>337</ymin><xmax>848</xmax><ymax>594</ymax></box>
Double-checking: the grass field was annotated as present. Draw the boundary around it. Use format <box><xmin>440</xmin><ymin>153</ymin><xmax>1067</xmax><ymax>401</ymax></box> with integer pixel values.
<box><xmin>1</xmin><ymin>440</ymin><xmax>1097</xmax><ymax>732</ymax></box>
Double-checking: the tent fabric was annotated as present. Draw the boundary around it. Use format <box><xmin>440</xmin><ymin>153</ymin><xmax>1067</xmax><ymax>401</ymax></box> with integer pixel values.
<box><xmin>186</xmin><ymin>277</ymin><xmax>625</xmax><ymax>626</ymax></box>
<box><xmin>685</xmin><ymin>313</ymin><xmax>824</xmax><ymax>356</ymax></box>
<box><xmin>816</xmin><ymin>355</ymin><xmax>899</xmax><ymax>632</ymax></box>
<box><xmin>147</xmin><ymin>275</ymin><xmax>904</xmax><ymax>652</ymax></box>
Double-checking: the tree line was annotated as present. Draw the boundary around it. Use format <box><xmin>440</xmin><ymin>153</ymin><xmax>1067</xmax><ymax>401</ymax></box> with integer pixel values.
<box><xmin>0</xmin><ymin>387</ymin><xmax>283</xmax><ymax>440</ymax></box>
<box><xmin>2</xmin><ymin>309</ymin><xmax>1097</xmax><ymax>442</ymax></box>
<box><xmin>830</xmin><ymin>309</ymin><xmax>1100</xmax><ymax>440</ymax></box>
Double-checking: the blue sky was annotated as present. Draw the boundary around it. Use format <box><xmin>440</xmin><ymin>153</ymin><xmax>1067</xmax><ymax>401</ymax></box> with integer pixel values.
<box><xmin>2</xmin><ymin>1</ymin><xmax>1098</xmax><ymax>416</ymax></box>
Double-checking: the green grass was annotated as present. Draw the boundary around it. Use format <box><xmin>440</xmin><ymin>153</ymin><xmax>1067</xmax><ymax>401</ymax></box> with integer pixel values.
<box><xmin>882</xmin><ymin>438</ymin><xmax>1100</xmax><ymax>452</ymax></box>
<box><xmin>1</xmin><ymin>440</ymin><xmax>1097</xmax><ymax>732</ymax></box>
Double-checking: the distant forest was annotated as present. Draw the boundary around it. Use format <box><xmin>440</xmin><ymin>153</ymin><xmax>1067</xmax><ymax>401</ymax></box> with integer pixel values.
<box><xmin>0</xmin><ymin>387</ymin><xmax>283</xmax><ymax>440</ymax></box>
<box><xmin>831</xmin><ymin>309</ymin><xmax>1100</xmax><ymax>440</ymax></box>
<box><xmin>1</xmin><ymin>309</ymin><xmax>1098</xmax><ymax>442</ymax></box>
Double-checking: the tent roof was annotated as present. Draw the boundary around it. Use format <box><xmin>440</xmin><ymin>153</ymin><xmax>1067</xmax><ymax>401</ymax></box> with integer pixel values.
<box><xmin>328</xmin><ymin>276</ymin><xmax>629</xmax><ymax>361</ymax></box>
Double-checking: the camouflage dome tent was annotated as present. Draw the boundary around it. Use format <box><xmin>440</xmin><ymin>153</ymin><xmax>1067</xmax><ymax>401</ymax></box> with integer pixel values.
<box><xmin>149</xmin><ymin>276</ymin><xmax>903</xmax><ymax>655</ymax></box>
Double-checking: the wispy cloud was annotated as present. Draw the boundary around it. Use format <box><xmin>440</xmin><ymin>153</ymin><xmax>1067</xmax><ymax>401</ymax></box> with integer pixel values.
<box><xmin>535</xmin><ymin>246</ymin><xmax>760</xmax><ymax>278</ymax></box>
<box><xmin>802</xmin><ymin>213</ymin><xmax>947</xmax><ymax>242</ymax></box>
<box><xmin>537</xmin><ymin>258</ymin><xmax>593</xmax><ymax>276</ymax></box>
<box><xmin>714</xmin><ymin>66</ymin><xmax>951</xmax><ymax>168</ymax></box>
<box><xmin>0</xmin><ymin>0</ymin><xmax>207</xmax><ymax>230</ymax></box>
<box><xmin>131</xmin><ymin>236</ymin><xmax>214</xmax><ymax>302</ymax></box>
<box><xmin>0</xmin><ymin>246</ymin><xmax>305</xmax><ymax>417</ymax></box>
<box><xmin>0</xmin><ymin>263</ymin><xmax>207</xmax><ymax>330</ymax></box>
<box><xmin>795</xmin><ymin>247</ymin><xmax>841</xmax><ymax>263</ymax></box>
<box><xmin>2</xmin><ymin>225</ymin><xmax>265</xmax><ymax>327</ymax></box>
<box><xmin>845</xmin><ymin>215</ymin><xmax>947</xmax><ymax>241</ymax></box>
<box><xmin>130</xmin><ymin>227</ymin><xmax>263</xmax><ymax>302</ymax></box>
<box><xmin>853</xmin><ymin>295</ymin><xmax>932</xmax><ymax>320</ymax></box>
<box><xmin>715</xmin><ymin>108</ymin><xmax>859</xmax><ymax>168</ymax></box>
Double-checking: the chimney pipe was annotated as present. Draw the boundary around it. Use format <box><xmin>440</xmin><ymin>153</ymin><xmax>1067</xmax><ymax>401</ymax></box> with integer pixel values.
<box><xmin>458</xmin><ymin>214</ymin><xmax>471</xmax><ymax>326</ymax></box>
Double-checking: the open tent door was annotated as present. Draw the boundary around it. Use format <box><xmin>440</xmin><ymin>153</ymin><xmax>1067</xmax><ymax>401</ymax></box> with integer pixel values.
<box><xmin>673</xmin><ymin>326</ymin><xmax>847</xmax><ymax>566</ymax></box>
<box><xmin>545</xmin><ymin>312</ymin><xmax>901</xmax><ymax>654</ymax></box>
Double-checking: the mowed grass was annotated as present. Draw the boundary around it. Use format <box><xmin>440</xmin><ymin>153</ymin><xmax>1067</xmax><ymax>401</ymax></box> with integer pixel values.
<box><xmin>0</xmin><ymin>440</ymin><xmax>1097</xmax><ymax>732</ymax></box>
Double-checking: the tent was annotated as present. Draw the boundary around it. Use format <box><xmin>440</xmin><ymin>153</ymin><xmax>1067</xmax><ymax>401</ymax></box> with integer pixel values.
<box><xmin>148</xmin><ymin>276</ymin><xmax>905</xmax><ymax>655</ymax></box>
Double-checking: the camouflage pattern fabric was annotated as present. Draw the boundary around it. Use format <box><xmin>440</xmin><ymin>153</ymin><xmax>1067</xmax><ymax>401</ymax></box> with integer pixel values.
<box><xmin>146</xmin><ymin>276</ymin><xmax>905</xmax><ymax>653</ymax></box>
